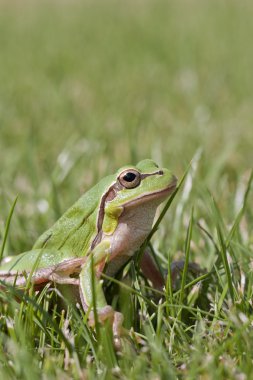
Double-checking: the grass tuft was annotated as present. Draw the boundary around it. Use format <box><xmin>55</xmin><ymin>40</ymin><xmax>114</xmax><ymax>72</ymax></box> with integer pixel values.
<box><xmin>0</xmin><ymin>0</ymin><xmax>253</xmax><ymax>378</ymax></box>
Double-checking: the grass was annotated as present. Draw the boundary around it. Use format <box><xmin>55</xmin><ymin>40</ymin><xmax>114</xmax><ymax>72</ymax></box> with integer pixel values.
<box><xmin>0</xmin><ymin>0</ymin><xmax>253</xmax><ymax>378</ymax></box>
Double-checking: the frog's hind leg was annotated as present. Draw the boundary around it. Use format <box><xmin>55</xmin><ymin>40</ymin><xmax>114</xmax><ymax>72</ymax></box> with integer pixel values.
<box><xmin>0</xmin><ymin>249</ymin><xmax>85</xmax><ymax>288</ymax></box>
<box><xmin>32</xmin><ymin>257</ymin><xmax>84</xmax><ymax>286</ymax></box>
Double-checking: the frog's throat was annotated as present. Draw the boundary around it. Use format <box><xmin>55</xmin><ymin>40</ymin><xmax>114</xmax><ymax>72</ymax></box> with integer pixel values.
<box><xmin>90</xmin><ymin>171</ymin><xmax>177</xmax><ymax>249</ymax></box>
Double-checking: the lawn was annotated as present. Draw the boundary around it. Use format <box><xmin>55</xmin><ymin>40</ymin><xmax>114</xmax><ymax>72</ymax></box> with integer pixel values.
<box><xmin>0</xmin><ymin>0</ymin><xmax>253</xmax><ymax>378</ymax></box>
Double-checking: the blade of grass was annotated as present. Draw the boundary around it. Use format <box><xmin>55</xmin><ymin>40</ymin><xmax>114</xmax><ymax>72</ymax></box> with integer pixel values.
<box><xmin>0</xmin><ymin>280</ymin><xmax>75</xmax><ymax>354</ymax></box>
<box><xmin>172</xmin><ymin>149</ymin><xmax>202</xmax><ymax>249</ymax></box>
<box><xmin>99</xmin><ymin>323</ymin><xmax>117</xmax><ymax>368</ymax></box>
<box><xmin>18</xmin><ymin>249</ymin><xmax>46</xmax><ymax>325</ymax></box>
<box><xmin>90</xmin><ymin>253</ymin><xmax>100</xmax><ymax>343</ymax></box>
<box><xmin>0</xmin><ymin>196</ymin><xmax>18</xmax><ymax>262</ymax></box>
<box><xmin>165</xmin><ymin>252</ymin><xmax>175</xmax><ymax>318</ymax></box>
<box><xmin>178</xmin><ymin>207</ymin><xmax>194</xmax><ymax>320</ymax></box>
<box><xmin>216</xmin><ymin>222</ymin><xmax>234</xmax><ymax>302</ymax></box>
<box><xmin>211</xmin><ymin>196</ymin><xmax>237</xmax><ymax>302</ymax></box>
<box><xmin>147</xmin><ymin>242</ymin><xmax>164</xmax><ymax>282</ymax></box>
<box><xmin>226</xmin><ymin>170</ymin><xmax>253</xmax><ymax>246</ymax></box>
<box><xmin>197</xmin><ymin>221</ymin><xmax>220</xmax><ymax>253</ymax></box>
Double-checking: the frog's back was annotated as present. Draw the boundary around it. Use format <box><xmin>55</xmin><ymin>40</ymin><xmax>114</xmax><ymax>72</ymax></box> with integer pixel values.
<box><xmin>33</xmin><ymin>175</ymin><xmax>113</xmax><ymax>256</ymax></box>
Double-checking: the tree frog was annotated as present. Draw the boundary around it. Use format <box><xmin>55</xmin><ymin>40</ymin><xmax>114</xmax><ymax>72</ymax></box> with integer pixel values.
<box><xmin>0</xmin><ymin>159</ymin><xmax>177</xmax><ymax>341</ymax></box>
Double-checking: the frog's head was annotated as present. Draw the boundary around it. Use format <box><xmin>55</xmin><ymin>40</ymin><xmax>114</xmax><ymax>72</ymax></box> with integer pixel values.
<box><xmin>101</xmin><ymin>159</ymin><xmax>177</xmax><ymax>235</ymax></box>
<box><xmin>114</xmin><ymin>159</ymin><xmax>177</xmax><ymax>206</ymax></box>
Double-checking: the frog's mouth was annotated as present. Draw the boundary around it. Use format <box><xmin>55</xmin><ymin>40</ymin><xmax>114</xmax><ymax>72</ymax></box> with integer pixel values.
<box><xmin>123</xmin><ymin>176</ymin><xmax>177</xmax><ymax>208</ymax></box>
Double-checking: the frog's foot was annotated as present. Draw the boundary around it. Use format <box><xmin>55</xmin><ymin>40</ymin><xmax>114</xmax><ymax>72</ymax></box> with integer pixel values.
<box><xmin>170</xmin><ymin>260</ymin><xmax>203</xmax><ymax>289</ymax></box>
<box><xmin>88</xmin><ymin>305</ymin><xmax>114</xmax><ymax>325</ymax></box>
<box><xmin>88</xmin><ymin>306</ymin><xmax>125</xmax><ymax>349</ymax></box>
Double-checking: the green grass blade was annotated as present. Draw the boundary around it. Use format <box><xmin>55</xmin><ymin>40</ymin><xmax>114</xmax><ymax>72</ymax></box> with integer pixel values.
<box><xmin>90</xmin><ymin>253</ymin><xmax>100</xmax><ymax>343</ymax></box>
<box><xmin>226</xmin><ymin>170</ymin><xmax>253</xmax><ymax>246</ymax></box>
<box><xmin>0</xmin><ymin>195</ymin><xmax>18</xmax><ymax>262</ymax></box>
<box><xmin>0</xmin><ymin>281</ymin><xmax>75</xmax><ymax>354</ymax></box>
<box><xmin>165</xmin><ymin>252</ymin><xmax>175</xmax><ymax>318</ymax></box>
<box><xmin>178</xmin><ymin>207</ymin><xmax>194</xmax><ymax>320</ymax></box>
<box><xmin>216</xmin><ymin>222</ymin><xmax>234</xmax><ymax>302</ymax></box>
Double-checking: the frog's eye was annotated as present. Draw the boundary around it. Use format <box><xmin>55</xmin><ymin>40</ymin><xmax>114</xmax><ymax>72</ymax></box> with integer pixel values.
<box><xmin>118</xmin><ymin>169</ymin><xmax>141</xmax><ymax>189</ymax></box>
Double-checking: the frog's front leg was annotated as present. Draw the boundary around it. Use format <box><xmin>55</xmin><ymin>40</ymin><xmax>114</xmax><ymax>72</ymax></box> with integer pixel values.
<box><xmin>79</xmin><ymin>240</ymin><xmax>124</xmax><ymax>344</ymax></box>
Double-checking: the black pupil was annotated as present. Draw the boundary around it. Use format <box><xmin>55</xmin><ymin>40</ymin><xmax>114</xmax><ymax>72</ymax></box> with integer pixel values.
<box><xmin>123</xmin><ymin>172</ymin><xmax>136</xmax><ymax>182</ymax></box>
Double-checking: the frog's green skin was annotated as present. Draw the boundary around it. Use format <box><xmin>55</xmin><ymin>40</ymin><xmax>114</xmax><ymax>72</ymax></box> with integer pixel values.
<box><xmin>0</xmin><ymin>159</ymin><xmax>177</xmax><ymax>339</ymax></box>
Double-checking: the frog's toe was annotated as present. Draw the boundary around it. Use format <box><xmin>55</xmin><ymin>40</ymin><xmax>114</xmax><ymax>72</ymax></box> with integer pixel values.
<box><xmin>88</xmin><ymin>305</ymin><xmax>115</xmax><ymax>327</ymax></box>
<box><xmin>112</xmin><ymin>311</ymin><xmax>124</xmax><ymax>336</ymax></box>
<box><xmin>88</xmin><ymin>307</ymin><xmax>125</xmax><ymax>350</ymax></box>
<box><xmin>112</xmin><ymin>311</ymin><xmax>125</xmax><ymax>350</ymax></box>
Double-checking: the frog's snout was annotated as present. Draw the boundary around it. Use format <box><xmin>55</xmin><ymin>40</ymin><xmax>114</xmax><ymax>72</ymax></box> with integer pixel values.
<box><xmin>158</xmin><ymin>169</ymin><xmax>177</xmax><ymax>189</ymax></box>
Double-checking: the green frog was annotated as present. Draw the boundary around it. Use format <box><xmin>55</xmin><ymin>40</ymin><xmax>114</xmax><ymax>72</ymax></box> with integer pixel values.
<box><xmin>0</xmin><ymin>159</ymin><xmax>177</xmax><ymax>343</ymax></box>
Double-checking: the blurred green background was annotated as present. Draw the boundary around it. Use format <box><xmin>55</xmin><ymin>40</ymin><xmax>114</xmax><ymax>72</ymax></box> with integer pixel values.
<box><xmin>0</xmin><ymin>0</ymin><xmax>252</xmax><ymax>254</ymax></box>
